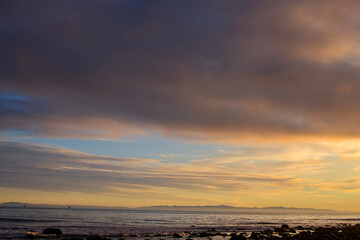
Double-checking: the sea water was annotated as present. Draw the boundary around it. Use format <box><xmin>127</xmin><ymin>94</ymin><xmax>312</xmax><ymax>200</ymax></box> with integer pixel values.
<box><xmin>1</xmin><ymin>207</ymin><xmax>360</xmax><ymax>239</ymax></box>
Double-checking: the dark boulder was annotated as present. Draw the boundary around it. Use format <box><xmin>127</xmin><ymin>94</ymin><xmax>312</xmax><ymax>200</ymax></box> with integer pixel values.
<box><xmin>294</xmin><ymin>226</ymin><xmax>304</xmax><ymax>230</ymax></box>
<box><xmin>229</xmin><ymin>233</ymin><xmax>247</xmax><ymax>240</ymax></box>
<box><xmin>25</xmin><ymin>234</ymin><xmax>36</xmax><ymax>239</ymax></box>
<box><xmin>173</xmin><ymin>233</ymin><xmax>182</xmax><ymax>238</ymax></box>
<box><xmin>199</xmin><ymin>232</ymin><xmax>211</xmax><ymax>237</ymax></box>
<box><xmin>281</xmin><ymin>224</ymin><xmax>290</xmax><ymax>230</ymax></box>
<box><xmin>261</xmin><ymin>229</ymin><xmax>273</xmax><ymax>235</ymax></box>
<box><xmin>295</xmin><ymin>230</ymin><xmax>312</xmax><ymax>238</ymax></box>
<box><xmin>42</xmin><ymin>228</ymin><xmax>63</xmax><ymax>235</ymax></box>
<box><xmin>87</xmin><ymin>235</ymin><xmax>101</xmax><ymax>240</ymax></box>
<box><xmin>249</xmin><ymin>232</ymin><xmax>259</xmax><ymax>240</ymax></box>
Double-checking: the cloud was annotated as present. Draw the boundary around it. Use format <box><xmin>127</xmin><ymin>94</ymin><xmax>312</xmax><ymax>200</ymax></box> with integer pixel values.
<box><xmin>1</xmin><ymin>1</ymin><xmax>360</xmax><ymax>141</ymax></box>
<box><xmin>0</xmin><ymin>141</ymin><xmax>305</xmax><ymax>194</ymax></box>
<box><xmin>319</xmin><ymin>177</ymin><xmax>360</xmax><ymax>194</ymax></box>
<box><xmin>3</xmin><ymin>140</ymin><xmax>360</xmax><ymax>195</ymax></box>
<box><xmin>2</xmin><ymin>140</ymin><xmax>360</xmax><ymax>208</ymax></box>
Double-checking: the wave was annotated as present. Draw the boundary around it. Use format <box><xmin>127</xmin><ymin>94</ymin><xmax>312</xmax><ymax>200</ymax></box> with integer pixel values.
<box><xmin>0</xmin><ymin>217</ymin><xmax>59</xmax><ymax>223</ymax></box>
<box><xmin>312</xmin><ymin>218</ymin><xmax>360</xmax><ymax>221</ymax></box>
<box><xmin>252</xmin><ymin>222</ymin><xmax>278</xmax><ymax>224</ymax></box>
<box><xmin>333</xmin><ymin>218</ymin><xmax>360</xmax><ymax>221</ymax></box>
<box><xmin>144</xmin><ymin>219</ymin><xmax>171</xmax><ymax>222</ymax></box>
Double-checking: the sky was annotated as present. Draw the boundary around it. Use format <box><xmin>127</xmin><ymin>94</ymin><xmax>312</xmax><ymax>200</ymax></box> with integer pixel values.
<box><xmin>1</xmin><ymin>0</ymin><xmax>360</xmax><ymax>211</ymax></box>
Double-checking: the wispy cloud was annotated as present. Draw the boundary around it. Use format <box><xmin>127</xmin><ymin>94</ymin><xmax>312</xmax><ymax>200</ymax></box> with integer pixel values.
<box><xmin>1</xmin><ymin>141</ymin><xmax>360</xmax><ymax>200</ymax></box>
<box><xmin>0</xmin><ymin>141</ymin><xmax>304</xmax><ymax>194</ymax></box>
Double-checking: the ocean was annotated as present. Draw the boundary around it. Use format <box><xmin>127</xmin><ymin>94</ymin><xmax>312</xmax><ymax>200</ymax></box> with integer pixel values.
<box><xmin>1</xmin><ymin>207</ymin><xmax>360</xmax><ymax>239</ymax></box>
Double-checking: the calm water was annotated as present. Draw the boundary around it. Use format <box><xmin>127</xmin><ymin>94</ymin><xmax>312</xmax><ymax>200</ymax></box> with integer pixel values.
<box><xmin>1</xmin><ymin>207</ymin><xmax>360</xmax><ymax>239</ymax></box>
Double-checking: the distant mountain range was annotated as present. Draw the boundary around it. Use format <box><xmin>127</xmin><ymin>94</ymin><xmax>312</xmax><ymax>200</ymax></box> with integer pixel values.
<box><xmin>0</xmin><ymin>202</ymin><xmax>337</xmax><ymax>213</ymax></box>
<box><xmin>0</xmin><ymin>202</ymin><xmax>130</xmax><ymax>210</ymax></box>
<box><xmin>137</xmin><ymin>205</ymin><xmax>337</xmax><ymax>213</ymax></box>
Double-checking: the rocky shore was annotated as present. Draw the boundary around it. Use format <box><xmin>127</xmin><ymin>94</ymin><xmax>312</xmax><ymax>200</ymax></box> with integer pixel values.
<box><xmin>228</xmin><ymin>223</ymin><xmax>360</xmax><ymax>239</ymax></box>
<box><xmin>21</xmin><ymin>223</ymin><xmax>360</xmax><ymax>240</ymax></box>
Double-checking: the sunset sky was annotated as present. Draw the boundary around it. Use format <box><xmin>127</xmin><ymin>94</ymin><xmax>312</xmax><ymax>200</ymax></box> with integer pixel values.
<box><xmin>1</xmin><ymin>0</ymin><xmax>360</xmax><ymax>211</ymax></box>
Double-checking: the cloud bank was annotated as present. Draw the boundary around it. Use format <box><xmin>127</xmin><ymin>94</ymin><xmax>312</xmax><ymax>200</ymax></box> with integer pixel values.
<box><xmin>0</xmin><ymin>141</ymin><xmax>302</xmax><ymax>194</ymax></box>
<box><xmin>2</xmin><ymin>1</ymin><xmax>360</xmax><ymax>141</ymax></box>
<box><xmin>2</xmin><ymin>140</ymin><xmax>360</xmax><ymax>199</ymax></box>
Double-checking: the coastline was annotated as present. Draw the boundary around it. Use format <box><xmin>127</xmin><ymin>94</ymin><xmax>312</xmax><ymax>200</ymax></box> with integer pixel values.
<box><xmin>2</xmin><ymin>207</ymin><xmax>360</xmax><ymax>240</ymax></box>
<box><xmin>3</xmin><ymin>223</ymin><xmax>359</xmax><ymax>240</ymax></box>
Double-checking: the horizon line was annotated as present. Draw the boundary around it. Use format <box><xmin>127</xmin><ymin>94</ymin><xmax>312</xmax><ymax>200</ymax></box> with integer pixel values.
<box><xmin>0</xmin><ymin>201</ymin><xmax>342</xmax><ymax>212</ymax></box>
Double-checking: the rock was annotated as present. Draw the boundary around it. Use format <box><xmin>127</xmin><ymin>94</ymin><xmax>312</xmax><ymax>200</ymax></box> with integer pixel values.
<box><xmin>261</xmin><ymin>229</ymin><xmax>273</xmax><ymax>235</ymax></box>
<box><xmin>294</xmin><ymin>226</ymin><xmax>304</xmax><ymax>230</ymax></box>
<box><xmin>86</xmin><ymin>236</ymin><xmax>111</xmax><ymax>240</ymax></box>
<box><xmin>25</xmin><ymin>234</ymin><xmax>36</xmax><ymax>239</ymax></box>
<box><xmin>199</xmin><ymin>232</ymin><xmax>211</xmax><ymax>237</ymax></box>
<box><xmin>280</xmin><ymin>224</ymin><xmax>290</xmax><ymax>230</ymax></box>
<box><xmin>42</xmin><ymin>228</ymin><xmax>63</xmax><ymax>235</ymax></box>
<box><xmin>25</xmin><ymin>230</ymin><xmax>37</xmax><ymax>239</ymax></box>
<box><xmin>173</xmin><ymin>233</ymin><xmax>182</xmax><ymax>238</ymax></box>
<box><xmin>249</xmin><ymin>232</ymin><xmax>259</xmax><ymax>240</ymax></box>
<box><xmin>229</xmin><ymin>233</ymin><xmax>247</xmax><ymax>240</ymax></box>
<box><xmin>86</xmin><ymin>236</ymin><xmax>101</xmax><ymax>240</ymax></box>
<box><xmin>293</xmin><ymin>230</ymin><xmax>312</xmax><ymax>239</ymax></box>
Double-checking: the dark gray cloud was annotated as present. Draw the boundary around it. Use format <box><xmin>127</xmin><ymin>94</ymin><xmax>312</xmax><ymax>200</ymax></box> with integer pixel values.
<box><xmin>2</xmin><ymin>0</ymin><xmax>360</xmax><ymax>141</ymax></box>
